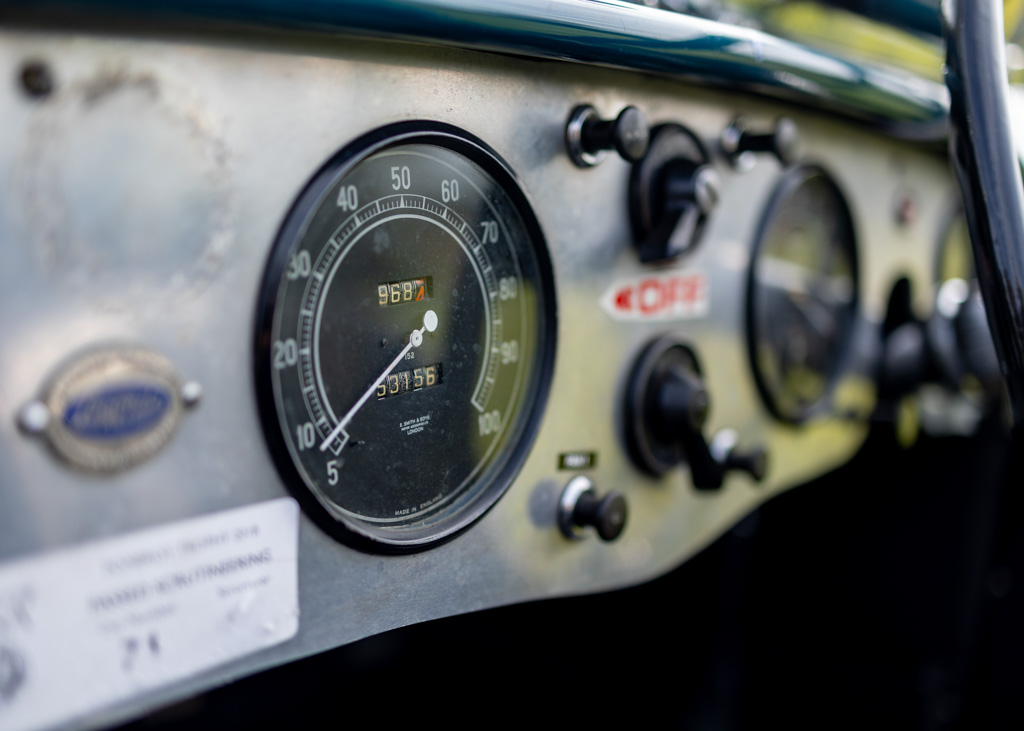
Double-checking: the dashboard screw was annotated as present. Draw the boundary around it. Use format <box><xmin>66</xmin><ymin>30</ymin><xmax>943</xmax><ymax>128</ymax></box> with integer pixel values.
<box><xmin>19</xmin><ymin>60</ymin><xmax>54</xmax><ymax>99</ymax></box>
<box><xmin>896</xmin><ymin>194</ymin><xmax>917</xmax><ymax>226</ymax></box>
<box><xmin>17</xmin><ymin>401</ymin><xmax>51</xmax><ymax>435</ymax></box>
<box><xmin>181</xmin><ymin>381</ymin><xmax>203</xmax><ymax>407</ymax></box>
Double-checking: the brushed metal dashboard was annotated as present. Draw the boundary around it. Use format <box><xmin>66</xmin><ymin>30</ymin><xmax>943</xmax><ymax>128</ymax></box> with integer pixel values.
<box><xmin>0</xmin><ymin>23</ymin><xmax>958</xmax><ymax>728</ymax></box>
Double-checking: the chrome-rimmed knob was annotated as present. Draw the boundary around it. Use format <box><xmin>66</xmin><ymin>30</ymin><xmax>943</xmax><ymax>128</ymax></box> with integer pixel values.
<box><xmin>721</xmin><ymin>117</ymin><xmax>799</xmax><ymax>169</ymax></box>
<box><xmin>558</xmin><ymin>476</ymin><xmax>628</xmax><ymax>541</ymax></box>
<box><xmin>566</xmin><ymin>104</ymin><xmax>650</xmax><ymax>167</ymax></box>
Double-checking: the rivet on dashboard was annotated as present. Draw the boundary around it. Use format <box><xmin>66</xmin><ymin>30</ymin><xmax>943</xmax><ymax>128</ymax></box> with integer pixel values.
<box><xmin>181</xmin><ymin>380</ymin><xmax>203</xmax><ymax>408</ymax></box>
<box><xmin>895</xmin><ymin>193</ymin><xmax>918</xmax><ymax>226</ymax></box>
<box><xmin>18</xmin><ymin>60</ymin><xmax>54</xmax><ymax>99</ymax></box>
<box><xmin>17</xmin><ymin>401</ymin><xmax>51</xmax><ymax>435</ymax></box>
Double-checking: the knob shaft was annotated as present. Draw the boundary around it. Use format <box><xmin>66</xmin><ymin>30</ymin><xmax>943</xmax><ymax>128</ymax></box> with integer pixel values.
<box><xmin>721</xmin><ymin>117</ymin><xmax>799</xmax><ymax>167</ymax></box>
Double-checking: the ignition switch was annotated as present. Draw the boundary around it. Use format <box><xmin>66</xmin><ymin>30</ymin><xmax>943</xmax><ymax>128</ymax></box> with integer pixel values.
<box><xmin>624</xmin><ymin>335</ymin><xmax>767</xmax><ymax>490</ymax></box>
<box><xmin>628</xmin><ymin>123</ymin><xmax>720</xmax><ymax>262</ymax></box>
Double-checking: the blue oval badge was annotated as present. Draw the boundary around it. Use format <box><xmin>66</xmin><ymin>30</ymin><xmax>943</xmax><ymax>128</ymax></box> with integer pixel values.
<box><xmin>37</xmin><ymin>346</ymin><xmax>186</xmax><ymax>472</ymax></box>
<box><xmin>64</xmin><ymin>385</ymin><xmax>171</xmax><ymax>439</ymax></box>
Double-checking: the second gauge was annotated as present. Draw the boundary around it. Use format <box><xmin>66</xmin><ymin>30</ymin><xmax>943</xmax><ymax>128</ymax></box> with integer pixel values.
<box><xmin>747</xmin><ymin>165</ymin><xmax>858</xmax><ymax>422</ymax></box>
<box><xmin>256</xmin><ymin>122</ymin><xmax>556</xmax><ymax>551</ymax></box>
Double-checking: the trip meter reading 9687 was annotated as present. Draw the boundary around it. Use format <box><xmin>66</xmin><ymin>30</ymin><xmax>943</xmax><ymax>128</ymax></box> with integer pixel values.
<box><xmin>255</xmin><ymin>122</ymin><xmax>556</xmax><ymax>552</ymax></box>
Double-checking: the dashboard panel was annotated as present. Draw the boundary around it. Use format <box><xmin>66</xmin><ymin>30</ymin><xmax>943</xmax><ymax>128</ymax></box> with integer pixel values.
<box><xmin>0</xmin><ymin>10</ymin><xmax>975</xmax><ymax>729</ymax></box>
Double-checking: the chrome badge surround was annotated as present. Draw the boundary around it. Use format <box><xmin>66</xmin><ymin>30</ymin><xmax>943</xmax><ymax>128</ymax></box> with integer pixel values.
<box><xmin>28</xmin><ymin>346</ymin><xmax>186</xmax><ymax>473</ymax></box>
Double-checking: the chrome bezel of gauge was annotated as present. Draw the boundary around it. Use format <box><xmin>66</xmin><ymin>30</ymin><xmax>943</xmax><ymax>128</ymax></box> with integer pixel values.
<box><xmin>253</xmin><ymin>121</ymin><xmax>557</xmax><ymax>553</ymax></box>
<box><xmin>745</xmin><ymin>163</ymin><xmax>859</xmax><ymax>424</ymax></box>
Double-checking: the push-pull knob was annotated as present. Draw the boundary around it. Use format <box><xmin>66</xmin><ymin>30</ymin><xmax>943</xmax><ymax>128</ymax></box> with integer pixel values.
<box><xmin>625</xmin><ymin>335</ymin><xmax>768</xmax><ymax>490</ymax></box>
<box><xmin>566</xmin><ymin>104</ymin><xmax>650</xmax><ymax>167</ymax></box>
<box><xmin>720</xmin><ymin>117</ymin><xmax>799</xmax><ymax>167</ymax></box>
<box><xmin>879</xmin><ymin>279</ymin><xmax>1001</xmax><ymax>397</ymax></box>
<box><xmin>558</xmin><ymin>476</ymin><xmax>628</xmax><ymax>541</ymax></box>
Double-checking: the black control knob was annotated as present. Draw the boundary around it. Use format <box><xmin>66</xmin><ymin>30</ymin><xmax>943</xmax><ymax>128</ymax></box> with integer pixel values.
<box><xmin>720</xmin><ymin>117</ymin><xmax>799</xmax><ymax>167</ymax></box>
<box><xmin>566</xmin><ymin>104</ymin><xmax>650</xmax><ymax>167</ymax></box>
<box><xmin>625</xmin><ymin>335</ymin><xmax>769</xmax><ymax>490</ymax></box>
<box><xmin>558</xmin><ymin>476</ymin><xmax>628</xmax><ymax>541</ymax></box>
<box><xmin>629</xmin><ymin>124</ymin><xmax>719</xmax><ymax>262</ymax></box>
<box><xmin>651</xmin><ymin>357</ymin><xmax>710</xmax><ymax>439</ymax></box>
<box><xmin>573</xmin><ymin>491</ymin><xmax>628</xmax><ymax>541</ymax></box>
<box><xmin>954</xmin><ymin>290</ymin><xmax>1000</xmax><ymax>388</ymax></box>
<box><xmin>878</xmin><ymin>279</ymin><xmax>1002</xmax><ymax>409</ymax></box>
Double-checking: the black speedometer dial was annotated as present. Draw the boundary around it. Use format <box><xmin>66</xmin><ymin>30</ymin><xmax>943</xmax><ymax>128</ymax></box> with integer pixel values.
<box><xmin>747</xmin><ymin>165</ymin><xmax>857</xmax><ymax>423</ymax></box>
<box><xmin>255</xmin><ymin>122</ymin><xmax>556</xmax><ymax>552</ymax></box>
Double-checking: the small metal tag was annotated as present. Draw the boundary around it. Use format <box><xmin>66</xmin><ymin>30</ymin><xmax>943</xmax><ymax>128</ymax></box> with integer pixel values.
<box><xmin>26</xmin><ymin>346</ymin><xmax>187</xmax><ymax>473</ymax></box>
<box><xmin>558</xmin><ymin>451</ymin><xmax>597</xmax><ymax>470</ymax></box>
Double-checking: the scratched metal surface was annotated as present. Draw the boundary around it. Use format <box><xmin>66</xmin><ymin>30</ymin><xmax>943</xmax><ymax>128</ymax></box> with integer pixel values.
<box><xmin>1</xmin><ymin>0</ymin><xmax>950</xmax><ymax>134</ymax></box>
<box><xmin>0</xmin><ymin>29</ymin><xmax>954</xmax><ymax>728</ymax></box>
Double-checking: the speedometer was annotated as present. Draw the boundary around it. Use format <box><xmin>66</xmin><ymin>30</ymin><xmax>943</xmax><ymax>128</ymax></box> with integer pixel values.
<box><xmin>255</xmin><ymin>122</ymin><xmax>556</xmax><ymax>552</ymax></box>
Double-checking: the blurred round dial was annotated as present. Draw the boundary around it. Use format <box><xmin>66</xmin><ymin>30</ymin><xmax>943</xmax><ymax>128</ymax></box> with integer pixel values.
<box><xmin>748</xmin><ymin>166</ymin><xmax>858</xmax><ymax>422</ymax></box>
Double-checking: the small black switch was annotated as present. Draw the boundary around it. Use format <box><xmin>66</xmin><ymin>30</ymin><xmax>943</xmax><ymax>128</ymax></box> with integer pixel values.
<box><xmin>720</xmin><ymin>117</ymin><xmax>799</xmax><ymax>167</ymax></box>
<box><xmin>573</xmin><ymin>491</ymin><xmax>628</xmax><ymax>542</ymax></box>
<box><xmin>558</xmin><ymin>476</ymin><xmax>628</xmax><ymax>541</ymax></box>
<box><xmin>566</xmin><ymin>104</ymin><xmax>650</xmax><ymax>167</ymax></box>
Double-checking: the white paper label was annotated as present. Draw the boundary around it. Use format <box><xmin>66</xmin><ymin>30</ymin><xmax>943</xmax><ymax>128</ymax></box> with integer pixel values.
<box><xmin>0</xmin><ymin>498</ymin><xmax>300</xmax><ymax>731</ymax></box>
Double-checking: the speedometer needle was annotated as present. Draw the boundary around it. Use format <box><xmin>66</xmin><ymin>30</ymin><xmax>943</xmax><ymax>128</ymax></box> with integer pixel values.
<box><xmin>319</xmin><ymin>310</ymin><xmax>439</xmax><ymax>452</ymax></box>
